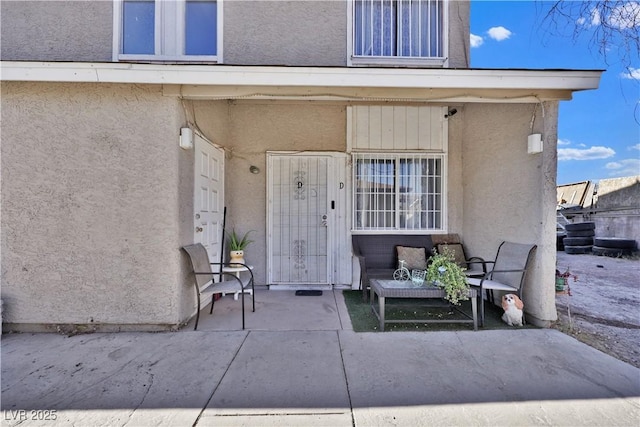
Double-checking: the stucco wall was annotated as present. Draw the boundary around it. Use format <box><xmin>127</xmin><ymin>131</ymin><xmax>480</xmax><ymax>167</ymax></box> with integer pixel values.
<box><xmin>0</xmin><ymin>1</ymin><xmax>113</xmax><ymax>61</ymax></box>
<box><xmin>461</xmin><ymin>102</ymin><xmax>559</xmax><ymax>327</ymax></box>
<box><xmin>224</xmin><ymin>1</ymin><xmax>347</xmax><ymax>66</ymax></box>
<box><xmin>1</xmin><ymin>0</ymin><xmax>469</xmax><ymax>68</ymax></box>
<box><xmin>1</xmin><ymin>82</ymin><xmax>191</xmax><ymax>330</ymax></box>
<box><xmin>447</xmin><ymin>0</ymin><xmax>470</xmax><ymax>68</ymax></box>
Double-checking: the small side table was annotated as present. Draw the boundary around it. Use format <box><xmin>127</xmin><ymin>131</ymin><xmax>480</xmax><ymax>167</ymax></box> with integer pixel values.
<box><xmin>221</xmin><ymin>265</ymin><xmax>254</xmax><ymax>300</ymax></box>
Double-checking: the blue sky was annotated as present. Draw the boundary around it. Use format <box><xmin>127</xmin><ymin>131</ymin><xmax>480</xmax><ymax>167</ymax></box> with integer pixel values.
<box><xmin>470</xmin><ymin>0</ymin><xmax>639</xmax><ymax>185</ymax></box>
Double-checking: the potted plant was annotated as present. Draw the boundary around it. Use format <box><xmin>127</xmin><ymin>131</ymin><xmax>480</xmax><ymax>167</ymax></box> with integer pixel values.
<box><xmin>226</xmin><ymin>229</ymin><xmax>254</xmax><ymax>266</ymax></box>
<box><xmin>426</xmin><ymin>247</ymin><xmax>470</xmax><ymax>305</ymax></box>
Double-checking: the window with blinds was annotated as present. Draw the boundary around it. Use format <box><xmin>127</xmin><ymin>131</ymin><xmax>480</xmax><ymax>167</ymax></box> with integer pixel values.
<box><xmin>353</xmin><ymin>0</ymin><xmax>444</xmax><ymax>59</ymax></box>
<box><xmin>353</xmin><ymin>153</ymin><xmax>445</xmax><ymax>232</ymax></box>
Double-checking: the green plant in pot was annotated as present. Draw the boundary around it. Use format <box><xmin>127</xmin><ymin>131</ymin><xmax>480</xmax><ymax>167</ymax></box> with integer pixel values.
<box><xmin>426</xmin><ymin>247</ymin><xmax>470</xmax><ymax>305</ymax></box>
<box><xmin>227</xmin><ymin>229</ymin><xmax>254</xmax><ymax>266</ymax></box>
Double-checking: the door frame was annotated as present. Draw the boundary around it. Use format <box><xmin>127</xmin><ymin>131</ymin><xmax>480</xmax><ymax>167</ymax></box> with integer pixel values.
<box><xmin>266</xmin><ymin>151</ymin><xmax>350</xmax><ymax>288</ymax></box>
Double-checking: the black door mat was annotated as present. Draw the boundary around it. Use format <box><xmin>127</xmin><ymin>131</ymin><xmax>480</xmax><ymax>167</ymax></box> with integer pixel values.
<box><xmin>295</xmin><ymin>290</ymin><xmax>323</xmax><ymax>296</ymax></box>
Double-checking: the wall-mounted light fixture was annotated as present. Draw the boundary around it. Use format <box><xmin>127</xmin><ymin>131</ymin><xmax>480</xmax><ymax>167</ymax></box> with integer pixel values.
<box><xmin>527</xmin><ymin>133</ymin><xmax>543</xmax><ymax>154</ymax></box>
<box><xmin>179</xmin><ymin>127</ymin><xmax>193</xmax><ymax>149</ymax></box>
<box><xmin>444</xmin><ymin>108</ymin><xmax>457</xmax><ymax>119</ymax></box>
<box><xmin>249</xmin><ymin>165</ymin><xmax>260</xmax><ymax>174</ymax></box>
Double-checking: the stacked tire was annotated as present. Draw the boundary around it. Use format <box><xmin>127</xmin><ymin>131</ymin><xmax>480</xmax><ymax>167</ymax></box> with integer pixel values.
<box><xmin>563</xmin><ymin>222</ymin><xmax>595</xmax><ymax>254</ymax></box>
<box><xmin>592</xmin><ymin>237</ymin><xmax>636</xmax><ymax>257</ymax></box>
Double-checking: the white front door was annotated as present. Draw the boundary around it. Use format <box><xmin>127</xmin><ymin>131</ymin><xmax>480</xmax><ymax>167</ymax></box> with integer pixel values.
<box><xmin>194</xmin><ymin>135</ymin><xmax>225</xmax><ymax>264</ymax></box>
<box><xmin>267</xmin><ymin>153</ymin><xmax>349</xmax><ymax>287</ymax></box>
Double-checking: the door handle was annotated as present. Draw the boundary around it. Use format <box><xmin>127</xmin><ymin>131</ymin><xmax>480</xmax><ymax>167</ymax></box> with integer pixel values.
<box><xmin>196</xmin><ymin>227</ymin><xmax>203</xmax><ymax>232</ymax></box>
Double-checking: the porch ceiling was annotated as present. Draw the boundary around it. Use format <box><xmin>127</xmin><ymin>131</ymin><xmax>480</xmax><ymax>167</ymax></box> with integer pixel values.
<box><xmin>0</xmin><ymin>61</ymin><xmax>602</xmax><ymax>103</ymax></box>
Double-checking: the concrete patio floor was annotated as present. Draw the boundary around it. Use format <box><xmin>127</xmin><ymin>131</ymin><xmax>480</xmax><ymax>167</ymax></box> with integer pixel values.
<box><xmin>2</xmin><ymin>289</ymin><xmax>639</xmax><ymax>426</ymax></box>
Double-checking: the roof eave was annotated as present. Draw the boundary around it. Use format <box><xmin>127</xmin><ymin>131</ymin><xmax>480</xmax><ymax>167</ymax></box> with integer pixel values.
<box><xmin>0</xmin><ymin>61</ymin><xmax>602</xmax><ymax>102</ymax></box>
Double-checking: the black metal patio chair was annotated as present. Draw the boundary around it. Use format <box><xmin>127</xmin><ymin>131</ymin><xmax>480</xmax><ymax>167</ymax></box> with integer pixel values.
<box><xmin>182</xmin><ymin>243</ymin><xmax>255</xmax><ymax>330</ymax></box>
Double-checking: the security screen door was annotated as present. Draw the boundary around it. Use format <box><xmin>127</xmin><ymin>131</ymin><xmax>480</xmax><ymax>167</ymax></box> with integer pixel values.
<box><xmin>267</xmin><ymin>154</ymin><xmax>334</xmax><ymax>286</ymax></box>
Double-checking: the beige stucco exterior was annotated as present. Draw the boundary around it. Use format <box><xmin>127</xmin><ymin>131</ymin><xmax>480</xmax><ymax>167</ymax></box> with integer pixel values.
<box><xmin>1</xmin><ymin>82</ymin><xmax>196</xmax><ymax>330</ymax></box>
<box><xmin>0</xmin><ymin>0</ymin><xmax>470</xmax><ymax>68</ymax></box>
<box><xmin>0</xmin><ymin>0</ymin><xmax>599</xmax><ymax>330</ymax></box>
<box><xmin>224</xmin><ymin>1</ymin><xmax>348</xmax><ymax>66</ymax></box>
<box><xmin>0</xmin><ymin>1</ymin><xmax>113</xmax><ymax>61</ymax></box>
<box><xmin>460</xmin><ymin>103</ymin><xmax>559</xmax><ymax>324</ymax></box>
<box><xmin>1</xmin><ymin>81</ymin><xmax>562</xmax><ymax>329</ymax></box>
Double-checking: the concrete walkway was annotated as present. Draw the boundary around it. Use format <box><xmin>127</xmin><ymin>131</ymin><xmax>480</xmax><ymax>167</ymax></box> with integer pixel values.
<box><xmin>2</xmin><ymin>290</ymin><xmax>639</xmax><ymax>426</ymax></box>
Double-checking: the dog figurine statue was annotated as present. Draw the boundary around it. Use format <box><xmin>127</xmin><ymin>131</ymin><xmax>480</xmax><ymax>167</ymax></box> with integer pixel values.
<box><xmin>501</xmin><ymin>293</ymin><xmax>524</xmax><ymax>326</ymax></box>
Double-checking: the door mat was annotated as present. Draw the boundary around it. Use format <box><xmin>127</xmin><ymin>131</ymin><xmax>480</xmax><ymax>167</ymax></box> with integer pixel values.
<box><xmin>295</xmin><ymin>290</ymin><xmax>323</xmax><ymax>296</ymax></box>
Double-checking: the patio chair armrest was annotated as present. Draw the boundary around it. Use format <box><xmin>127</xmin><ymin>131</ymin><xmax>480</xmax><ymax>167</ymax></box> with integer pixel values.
<box><xmin>488</xmin><ymin>268</ymin><xmax>527</xmax><ymax>274</ymax></box>
<box><xmin>194</xmin><ymin>271</ymin><xmax>245</xmax><ymax>291</ymax></box>
<box><xmin>465</xmin><ymin>257</ymin><xmax>489</xmax><ymax>273</ymax></box>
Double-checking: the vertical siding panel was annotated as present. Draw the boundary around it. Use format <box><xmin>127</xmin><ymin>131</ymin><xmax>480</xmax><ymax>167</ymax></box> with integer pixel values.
<box><xmin>406</xmin><ymin>107</ymin><xmax>419</xmax><ymax>149</ymax></box>
<box><xmin>381</xmin><ymin>106</ymin><xmax>395</xmax><ymax>149</ymax></box>
<box><xmin>368</xmin><ymin>106</ymin><xmax>382</xmax><ymax>149</ymax></box>
<box><xmin>354</xmin><ymin>106</ymin><xmax>369</xmax><ymax>149</ymax></box>
<box><xmin>350</xmin><ymin>106</ymin><xmax>444</xmax><ymax>152</ymax></box>
<box><xmin>393</xmin><ymin>106</ymin><xmax>407</xmax><ymax>150</ymax></box>
<box><xmin>346</xmin><ymin>106</ymin><xmax>353</xmax><ymax>152</ymax></box>
<box><xmin>418</xmin><ymin>107</ymin><xmax>432</xmax><ymax>150</ymax></box>
<box><xmin>431</xmin><ymin>107</ymin><xmax>444</xmax><ymax>150</ymax></box>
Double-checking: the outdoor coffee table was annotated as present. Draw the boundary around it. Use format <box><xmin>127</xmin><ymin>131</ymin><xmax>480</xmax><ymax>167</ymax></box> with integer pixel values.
<box><xmin>370</xmin><ymin>279</ymin><xmax>478</xmax><ymax>331</ymax></box>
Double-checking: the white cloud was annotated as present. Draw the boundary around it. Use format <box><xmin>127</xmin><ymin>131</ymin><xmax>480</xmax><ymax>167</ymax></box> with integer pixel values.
<box><xmin>557</xmin><ymin>138</ymin><xmax>572</xmax><ymax>146</ymax></box>
<box><xmin>577</xmin><ymin>3</ymin><xmax>639</xmax><ymax>29</ymax></box>
<box><xmin>608</xmin><ymin>2</ymin><xmax>640</xmax><ymax>29</ymax></box>
<box><xmin>470</xmin><ymin>33</ymin><xmax>484</xmax><ymax>48</ymax></box>
<box><xmin>631</xmin><ymin>143</ymin><xmax>640</xmax><ymax>150</ymax></box>
<box><xmin>590</xmin><ymin>8</ymin><xmax>602</xmax><ymax>26</ymax></box>
<box><xmin>487</xmin><ymin>26</ymin><xmax>512</xmax><ymax>41</ymax></box>
<box><xmin>557</xmin><ymin>146</ymin><xmax>616</xmax><ymax>161</ymax></box>
<box><xmin>605</xmin><ymin>158</ymin><xmax>640</xmax><ymax>177</ymax></box>
<box><xmin>621</xmin><ymin>67</ymin><xmax>640</xmax><ymax>79</ymax></box>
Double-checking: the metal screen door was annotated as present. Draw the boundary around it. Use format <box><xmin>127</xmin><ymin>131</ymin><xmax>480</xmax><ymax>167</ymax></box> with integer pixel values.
<box><xmin>268</xmin><ymin>154</ymin><xmax>330</xmax><ymax>285</ymax></box>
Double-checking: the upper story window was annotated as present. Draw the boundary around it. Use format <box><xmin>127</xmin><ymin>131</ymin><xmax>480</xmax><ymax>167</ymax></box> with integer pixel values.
<box><xmin>350</xmin><ymin>0</ymin><xmax>447</xmax><ymax>67</ymax></box>
<box><xmin>114</xmin><ymin>0</ymin><xmax>221</xmax><ymax>62</ymax></box>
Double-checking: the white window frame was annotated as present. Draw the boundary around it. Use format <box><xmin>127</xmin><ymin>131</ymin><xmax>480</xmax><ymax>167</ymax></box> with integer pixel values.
<box><xmin>347</xmin><ymin>0</ymin><xmax>448</xmax><ymax>67</ymax></box>
<box><xmin>112</xmin><ymin>0</ymin><xmax>223</xmax><ymax>63</ymax></box>
<box><xmin>351</xmin><ymin>152</ymin><xmax>447</xmax><ymax>234</ymax></box>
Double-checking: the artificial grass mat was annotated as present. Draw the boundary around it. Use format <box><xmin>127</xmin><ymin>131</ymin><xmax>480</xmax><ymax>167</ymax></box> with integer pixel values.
<box><xmin>342</xmin><ymin>290</ymin><xmax>537</xmax><ymax>332</ymax></box>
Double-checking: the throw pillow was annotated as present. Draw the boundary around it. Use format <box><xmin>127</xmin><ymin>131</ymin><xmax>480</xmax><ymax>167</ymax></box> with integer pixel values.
<box><xmin>396</xmin><ymin>246</ymin><xmax>427</xmax><ymax>270</ymax></box>
<box><xmin>437</xmin><ymin>243</ymin><xmax>466</xmax><ymax>267</ymax></box>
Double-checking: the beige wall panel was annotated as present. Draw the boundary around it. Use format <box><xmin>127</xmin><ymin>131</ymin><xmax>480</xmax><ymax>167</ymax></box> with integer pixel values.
<box><xmin>192</xmin><ymin>101</ymin><xmax>347</xmax><ymax>285</ymax></box>
<box><xmin>368</xmin><ymin>106</ymin><xmax>383</xmax><ymax>149</ymax></box>
<box><xmin>461</xmin><ymin>103</ymin><xmax>558</xmax><ymax>326</ymax></box>
<box><xmin>0</xmin><ymin>1</ymin><xmax>113</xmax><ymax>61</ymax></box>
<box><xmin>350</xmin><ymin>106</ymin><xmax>445</xmax><ymax>151</ymax></box>
<box><xmin>1</xmin><ymin>83</ymin><xmax>188</xmax><ymax>328</ymax></box>
<box><xmin>393</xmin><ymin>108</ymin><xmax>407</xmax><ymax>150</ymax></box>
<box><xmin>224</xmin><ymin>1</ymin><xmax>347</xmax><ymax>66</ymax></box>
